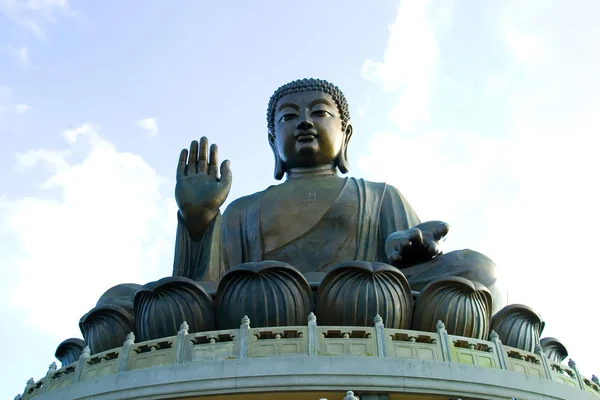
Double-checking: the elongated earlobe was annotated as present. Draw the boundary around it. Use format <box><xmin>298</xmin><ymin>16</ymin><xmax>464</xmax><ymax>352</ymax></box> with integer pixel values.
<box><xmin>336</xmin><ymin>124</ymin><xmax>353</xmax><ymax>174</ymax></box>
<box><xmin>337</xmin><ymin>152</ymin><xmax>349</xmax><ymax>174</ymax></box>
<box><xmin>269</xmin><ymin>134</ymin><xmax>285</xmax><ymax>180</ymax></box>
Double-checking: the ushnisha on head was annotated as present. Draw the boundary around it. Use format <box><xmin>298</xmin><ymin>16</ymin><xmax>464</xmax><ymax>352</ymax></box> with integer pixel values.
<box><xmin>267</xmin><ymin>78</ymin><xmax>353</xmax><ymax>180</ymax></box>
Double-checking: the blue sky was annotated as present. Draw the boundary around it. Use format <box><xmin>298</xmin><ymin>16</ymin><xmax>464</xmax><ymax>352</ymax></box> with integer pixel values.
<box><xmin>1</xmin><ymin>0</ymin><xmax>599</xmax><ymax>396</ymax></box>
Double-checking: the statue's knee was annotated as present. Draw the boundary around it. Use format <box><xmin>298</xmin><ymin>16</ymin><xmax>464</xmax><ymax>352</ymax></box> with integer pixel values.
<box><xmin>437</xmin><ymin>249</ymin><xmax>498</xmax><ymax>287</ymax></box>
<box><xmin>436</xmin><ymin>250</ymin><xmax>506</xmax><ymax>313</ymax></box>
<box><xmin>80</xmin><ymin>283</ymin><xmax>142</xmax><ymax>354</ymax></box>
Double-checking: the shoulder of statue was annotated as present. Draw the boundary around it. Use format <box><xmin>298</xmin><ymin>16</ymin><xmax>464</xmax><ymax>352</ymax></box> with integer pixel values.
<box><xmin>353</xmin><ymin>177</ymin><xmax>389</xmax><ymax>193</ymax></box>
<box><xmin>223</xmin><ymin>189</ymin><xmax>265</xmax><ymax>219</ymax></box>
<box><xmin>224</xmin><ymin>195</ymin><xmax>251</xmax><ymax>217</ymax></box>
<box><xmin>384</xmin><ymin>182</ymin><xmax>411</xmax><ymax>201</ymax></box>
<box><xmin>357</xmin><ymin>179</ymin><xmax>408</xmax><ymax>202</ymax></box>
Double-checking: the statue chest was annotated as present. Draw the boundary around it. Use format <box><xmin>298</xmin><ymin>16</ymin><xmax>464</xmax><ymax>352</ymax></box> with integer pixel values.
<box><xmin>260</xmin><ymin>178</ymin><xmax>348</xmax><ymax>253</ymax></box>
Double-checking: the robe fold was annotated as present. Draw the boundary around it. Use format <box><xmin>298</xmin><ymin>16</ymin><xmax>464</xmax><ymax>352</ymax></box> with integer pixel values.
<box><xmin>172</xmin><ymin>178</ymin><xmax>420</xmax><ymax>279</ymax></box>
<box><xmin>171</xmin><ymin>177</ymin><xmax>503</xmax><ymax>311</ymax></box>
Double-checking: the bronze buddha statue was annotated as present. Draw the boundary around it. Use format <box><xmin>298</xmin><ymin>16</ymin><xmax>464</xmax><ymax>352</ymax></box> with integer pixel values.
<box><xmin>77</xmin><ymin>78</ymin><xmax>521</xmax><ymax>355</ymax></box>
<box><xmin>171</xmin><ymin>78</ymin><xmax>504</xmax><ymax>311</ymax></box>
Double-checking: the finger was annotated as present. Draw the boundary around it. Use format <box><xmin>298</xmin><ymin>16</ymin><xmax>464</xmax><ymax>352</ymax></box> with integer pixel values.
<box><xmin>177</xmin><ymin>149</ymin><xmax>188</xmax><ymax>178</ymax></box>
<box><xmin>208</xmin><ymin>144</ymin><xmax>218</xmax><ymax>178</ymax></box>
<box><xmin>219</xmin><ymin>160</ymin><xmax>232</xmax><ymax>189</ymax></box>
<box><xmin>410</xmin><ymin>228</ymin><xmax>424</xmax><ymax>246</ymax></box>
<box><xmin>198</xmin><ymin>137</ymin><xmax>208</xmax><ymax>173</ymax></box>
<box><xmin>388</xmin><ymin>250</ymin><xmax>401</xmax><ymax>264</ymax></box>
<box><xmin>189</xmin><ymin>140</ymin><xmax>199</xmax><ymax>174</ymax></box>
<box><xmin>434</xmin><ymin>222</ymin><xmax>450</xmax><ymax>241</ymax></box>
<box><xmin>400</xmin><ymin>237</ymin><xmax>412</xmax><ymax>249</ymax></box>
<box><xmin>427</xmin><ymin>240</ymin><xmax>439</xmax><ymax>256</ymax></box>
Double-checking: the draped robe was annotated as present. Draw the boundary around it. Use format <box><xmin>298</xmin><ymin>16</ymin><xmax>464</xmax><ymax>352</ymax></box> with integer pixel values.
<box><xmin>173</xmin><ymin>178</ymin><xmax>417</xmax><ymax>278</ymax></box>
<box><xmin>172</xmin><ymin>177</ymin><xmax>502</xmax><ymax>309</ymax></box>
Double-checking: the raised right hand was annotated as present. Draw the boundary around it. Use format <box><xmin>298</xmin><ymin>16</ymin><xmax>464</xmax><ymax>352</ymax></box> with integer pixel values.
<box><xmin>175</xmin><ymin>137</ymin><xmax>232</xmax><ymax>230</ymax></box>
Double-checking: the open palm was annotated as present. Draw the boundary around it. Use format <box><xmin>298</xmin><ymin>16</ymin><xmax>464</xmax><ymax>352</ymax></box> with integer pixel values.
<box><xmin>175</xmin><ymin>137</ymin><xmax>232</xmax><ymax>222</ymax></box>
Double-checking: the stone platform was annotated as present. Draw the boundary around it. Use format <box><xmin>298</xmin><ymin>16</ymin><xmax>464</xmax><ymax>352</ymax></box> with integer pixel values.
<box><xmin>20</xmin><ymin>315</ymin><xmax>600</xmax><ymax>400</ymax></box>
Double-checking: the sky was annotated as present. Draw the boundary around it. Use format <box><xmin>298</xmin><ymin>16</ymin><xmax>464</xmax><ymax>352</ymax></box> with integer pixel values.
<box><xmin>1</xmin><ymin>0</ymin><xmax>599</xmax><ymax>397</ymax></box>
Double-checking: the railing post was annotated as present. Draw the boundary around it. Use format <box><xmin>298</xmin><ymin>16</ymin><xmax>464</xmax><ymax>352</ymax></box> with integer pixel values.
<box><xmin>73</xmin><ymin>346</ymin><xmax>90</xmax><ymax>383</ymax></box>
<box><xmin>239</xmin><ymin>315</ymin><xmax>250</xmax><ymax>359</ymax></box>
<box><xmin>436</xmin><ymin>321</ymin><xmax>452</xmax><ymax>362</ymax></box>
<box><xmin>568</xmin><ymin>359</ymin><xmax>586</xmax><ymax>390</ymax></box>
<box><xmin>344</xmin><ymin>390</ymin><xmax>360</xmax><ymax>400</ymax></box>
<box><xmin>374</xmin><ymin>314</ymin><xmax>386</xmax><ymax>357</ymax></box>
<box><xmin>308</xmin><ymin>312</ymin><xmax>318</xmax><ymax>356</ymax></box>
<box><xmin>22</xmin><ymin>378</ymin><xmax>34</xmax><ymax>399</ymax></box>
<box><xmin>534</xmin><ymin>344</ymin><xmax>552</xmax><ymax>379</ymax></box>
<box><xmin>40</xmin><ymin>362</ymin><xmax>57</xmax><ymax>393</ymax></box>
<box><xmin>117</xmin><ymin>332</ymin><xmax>135</xmax><ymax>373</ymax></box>
<box><xmin>175</xmin><ymin>321</ymin><xmax>189</xmax><ymax>364</ymax></box>
<box><xmin>489</xmin><ymin>330</ymin><xmax>508</xmax><ymax>370</ymax></box>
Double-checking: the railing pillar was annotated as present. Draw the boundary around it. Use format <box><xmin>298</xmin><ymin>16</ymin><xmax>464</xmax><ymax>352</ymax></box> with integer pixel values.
<box><xmin>489</xmin><ymin>330</ymin><xmax>508</xmax><ymax>370</ymax></box>
<box><xmin>238</xmin><ymin>315</ymin><xmax>250</xmax><ymax>359</ymax></box>
<box><xmin>436</xmin><ymin>321</ymin><xmax>452</xmax><ymax>362</ymax></box>
<box><xmin>534</xmin><ymin>344</ymin><xmax>552</xmax><ymax>379</ymax></box>
<box><xmin>73</xmin><ymin>346</ymin><xmax>90</xmax><ymax>383</ymax></box>
<box><xmin>344</xmin><ymin>390</ymin><xmax>360</xmax><ymax>400</ymax></box>
<box><xmin>175</xmin><ymin>321</ymin><xmax>189</xmax><ymax>364</ymax></box>
<box><xmin>308</xmin><ymin>312</ymin><xmax>318</xmax><ymax>356</ymax></box>
<box><xmin>22</xmin><ymin>378</ymin><xmax>34</xmax><ymax>399</ymax></box>
<box><xmin>40</xmin><ymin>362</ymin><xmax>57</xmax><ymax>393</ymax></box>
<box><xmin>374</xmin><ymin>314</ymin><xmax>386</xmax><ymax>357</ymax></box>
<box><xmin>568</xmin><ymin>359</ymin><xmax>586</xmax><ymax>390</ymax></box>
<box><xmin>117</xmin><ymin>332</ymin><xmax>135</xmax><ymax>373</ymax></box>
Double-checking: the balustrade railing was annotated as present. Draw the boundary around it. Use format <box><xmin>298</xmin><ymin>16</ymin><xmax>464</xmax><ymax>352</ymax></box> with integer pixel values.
<box><xmin>17</xmin><ymin>314</ymin><xmax>600</xmax><ymax>400</ymax></box>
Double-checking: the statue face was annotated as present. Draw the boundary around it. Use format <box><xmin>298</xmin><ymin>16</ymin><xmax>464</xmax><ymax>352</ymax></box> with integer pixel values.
<box><xmin>273</xmin><ymin>91</ymin><xmax>346</xmax><ymax>170</ymax></box>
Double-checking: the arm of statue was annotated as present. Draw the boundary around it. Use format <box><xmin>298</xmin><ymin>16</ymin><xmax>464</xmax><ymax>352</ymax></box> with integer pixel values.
<box><xmin>172</xmin><ymin>137</ymin><xmax>232</xmax><ymax>282</ymax></box>
<box><xmin>385</xmin><ymin>221</ymin><xmax>450</xmax><ymax>268</ymax></box>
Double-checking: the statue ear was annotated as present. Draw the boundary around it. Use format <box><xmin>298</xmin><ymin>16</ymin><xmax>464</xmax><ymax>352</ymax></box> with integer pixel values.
<box><xmin>269</xmin><ymin>133</ymin><xmax>285</xmax><ymax>180</ymax></box>
<box><xmin>336</xmin><ymin>123</ymin><xmax>353</xmax><ymax>174</ymax></box>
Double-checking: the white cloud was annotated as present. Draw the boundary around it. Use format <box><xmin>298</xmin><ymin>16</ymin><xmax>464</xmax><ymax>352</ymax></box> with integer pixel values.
<box><xmin>360</xmin><ymin>0</ymin><xmax>600</xmax><ymax>377</ymax></box>
<box><xmin>1</xmin><ymin>0</ymin><xmax>70</xmax><ymax>41</ymax></box>
<box><xmin>9</xmin><ymin>45</ymin><xmax>30</xmax><ymax>66</ymax></box>
<box><xmin>15</xmin><ymin>103</ymin><xmax>31</xmax><ymax>113</ymax></box>
<box><xmin>26</xmin><ymin>0</ymin><xmax>68</xmax><ymax>12</ymax></box>
<box><xmin>0</xmin><ymin>85</ymin><xmax>30</xmax><ymax>122</ymax></box>
<box><xmin>361</xmin><ymin>0</ymin><xmax>451</xmax><ymax>130</ymax></box>
<box><xmin>0</xmin><ymin>123</ymin><xmax>177</xmax><ymax>340</ymax></box>
<box><xmin>18</xmin><ymin>18</ymin><xmax>46</xmax><ymax>40</ymax></box>
<box><xmin>358</xmin><ymin>130</ymin><xmax>503</xmax><ymax>227</ymax></box>
<box><xmin>1</xmin><ymin>0</ymin><xmax>68</xmax><ymax>17</ymax></box>
<box><xmin>356</xmin><ymin>96</ymin><xmax>371</xmax><ymax>120</ymax></box>
<box><xmin>135</xmin><ymin>117</ymin><xmax>159</xmax><ymax>138</ymax></box>
<box><xmin>0</xmin><ymin>86</ymin><xmax>11</xmax><ymax>119</ymax></box>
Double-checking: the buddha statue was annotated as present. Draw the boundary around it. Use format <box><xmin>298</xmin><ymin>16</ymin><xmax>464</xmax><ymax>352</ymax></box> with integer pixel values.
<box><xmin>19</xmin><ymin>77</ymin><xmax>585</xmax><ymax>400</ymax></box>
<box><xmin>74</xmin><ymin>78</ymin><xmax>510</xmax><ymax>354</ymax></box>
<box><xmin>171</xmin><ymin>78</ymin><xmax>505</xmax><ymax>317</ymax></box>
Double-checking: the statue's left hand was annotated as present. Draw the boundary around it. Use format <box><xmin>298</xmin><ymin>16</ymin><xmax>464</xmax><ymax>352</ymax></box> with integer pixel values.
<box><xmin>385</xmin><ymin>221</ymin><xmax>450</xmax><ymax>268</ymax></box>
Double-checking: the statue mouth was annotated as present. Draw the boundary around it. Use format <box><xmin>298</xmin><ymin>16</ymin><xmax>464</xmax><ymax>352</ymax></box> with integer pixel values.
<box><xmin>295</xmin><ymin>132</ymin><xmax>317</xmax><ymax>142</ymax></box>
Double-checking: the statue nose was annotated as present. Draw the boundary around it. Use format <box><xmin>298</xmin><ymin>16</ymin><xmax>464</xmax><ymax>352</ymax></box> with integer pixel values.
<box><xmin>296</xmin><ymin>118</ymin><xmax>314</xmax><ymax>130</ymax></box>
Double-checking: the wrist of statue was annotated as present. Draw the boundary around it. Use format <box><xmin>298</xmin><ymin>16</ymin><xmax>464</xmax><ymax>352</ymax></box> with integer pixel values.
<box><xmin>179</xmin><ymin>209</ymin><xmax>218</xmax><ymax>241</ymax></box>
<box><xmin>390</xmin><ymin>251</ymin><xmax>434</xmax><ymax>269</ymax></box>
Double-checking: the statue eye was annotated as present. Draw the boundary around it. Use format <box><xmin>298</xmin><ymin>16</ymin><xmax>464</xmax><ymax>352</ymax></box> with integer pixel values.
<box><xmin>279</xmin><ymin>113</ymin><xmax>297</xmax><ymax>122</ymax></box>
<box><xmin>312</xmin><ymin>109</ymin><xmax>333</xmax><ymax>117</ymax></box>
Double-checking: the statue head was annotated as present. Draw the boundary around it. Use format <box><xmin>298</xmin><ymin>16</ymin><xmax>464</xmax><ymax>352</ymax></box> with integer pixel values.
<box><xmin>267</xmin><ymin>78</ymin><xmax>352</xmax><ymax>180</ymax></box>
